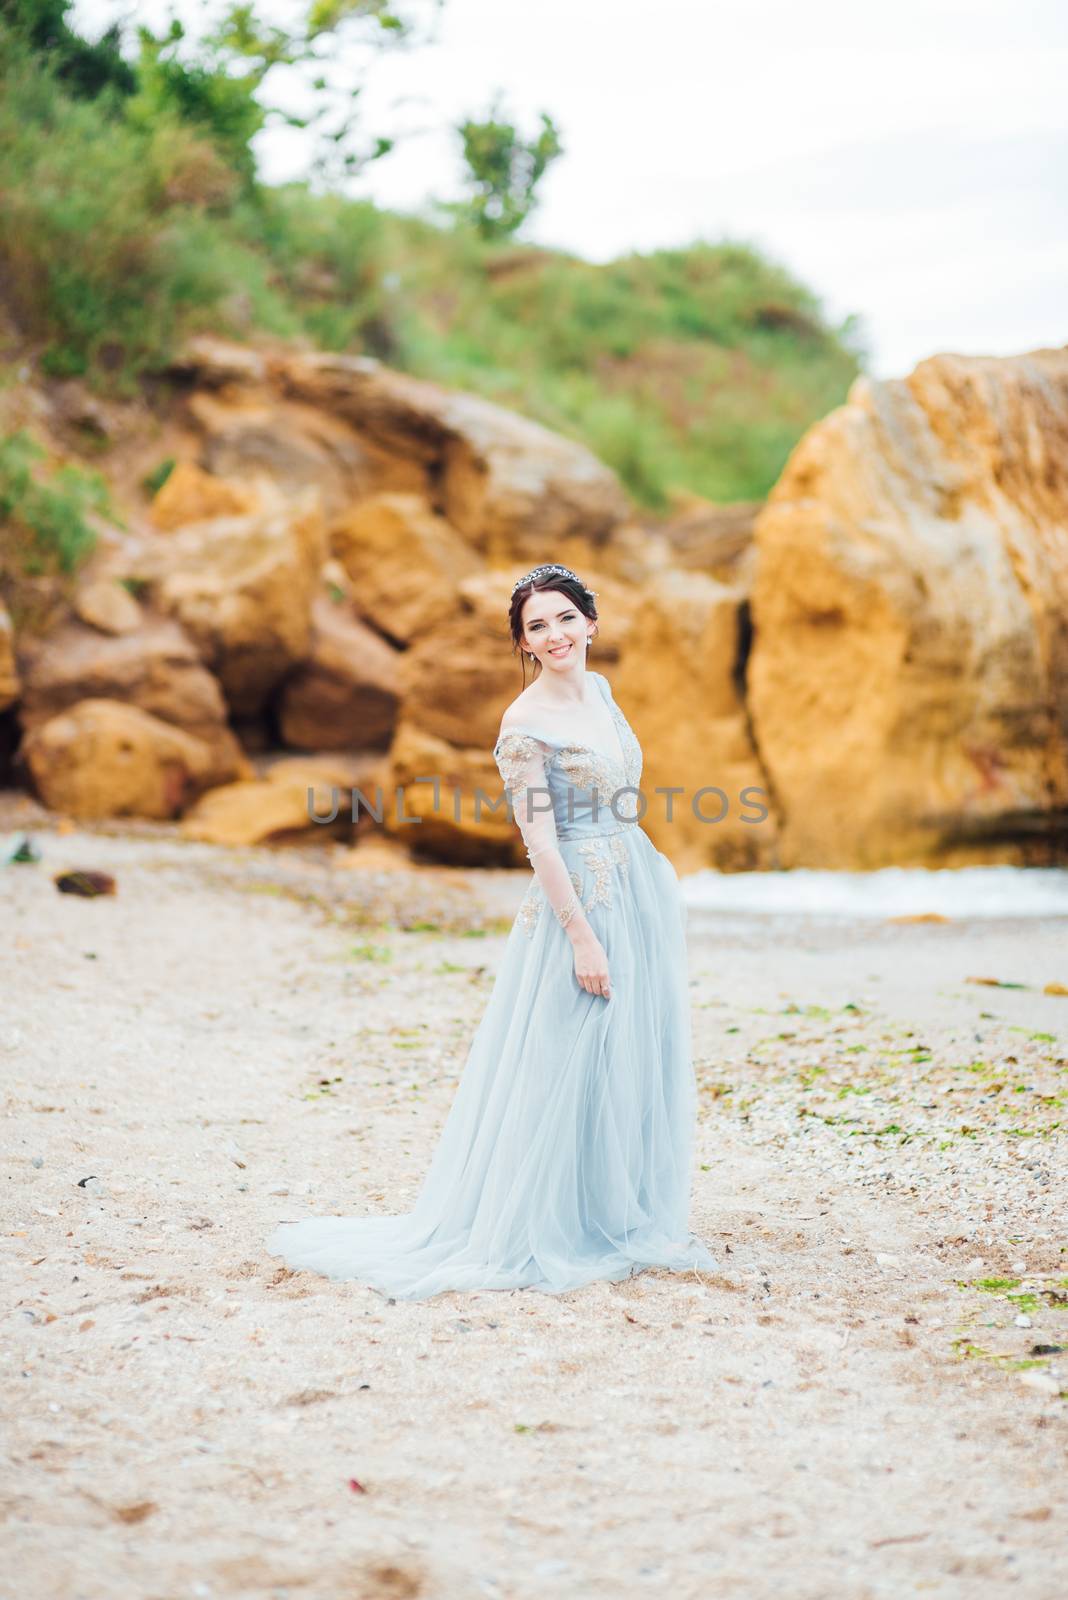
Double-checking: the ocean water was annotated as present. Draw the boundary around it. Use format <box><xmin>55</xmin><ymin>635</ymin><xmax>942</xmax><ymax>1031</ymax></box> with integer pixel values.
<box><xmin>680</xmin><ymin>865</ymin><xmax>1068</xmax><ymax>920</ymax></box>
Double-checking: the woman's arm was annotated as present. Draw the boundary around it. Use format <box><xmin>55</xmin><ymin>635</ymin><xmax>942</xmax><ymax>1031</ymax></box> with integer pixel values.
<box><xmin>494</xmin><ymin>730</ymin><xmax>593</xmax><ymax>940</ymax></box>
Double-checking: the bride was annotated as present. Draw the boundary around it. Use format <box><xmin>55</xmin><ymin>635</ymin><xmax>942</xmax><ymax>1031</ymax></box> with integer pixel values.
<box><xmin>265</xmin><ymin>562</ymin><xmax>718</xmax><ymax>1298</ymax></box>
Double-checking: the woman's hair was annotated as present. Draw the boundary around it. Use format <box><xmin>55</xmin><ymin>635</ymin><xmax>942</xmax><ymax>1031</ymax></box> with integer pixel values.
<box><xmin>507</xmin><ymin>565</ymin><xmax>599</xmax><ymax>684</ymax></box>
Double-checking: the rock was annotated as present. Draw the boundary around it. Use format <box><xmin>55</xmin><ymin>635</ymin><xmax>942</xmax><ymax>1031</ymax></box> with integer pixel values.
<box><xmin>594</xmin><ymin>520</ymin><xmax>676</xmax><ymax>589</ymax></box>
<box><xmin>660</xmin><ymin>495</ymin><xmax>763</xmax><ymax>582</ymax></box>
<box><xmin>179</xmin><ymin>776</ymin><xmax>353</xmax><ymax>846</ymax></box>
<box><xmin>440</xmin><ymin>388</ymin><xmax>629</xmax><ymax>563</ymax></box>
<box><xmin>256</xmin><ymin>749</ymin><xmax>390</xmax><ymax>799</ymax></box>
<box><xmin>612</xmin><ymin>569</ymin><xmax>776</xmax><ymax>872</ymax></box>
<box><xmin>385</xmin><ymin>720</ymin><xmax>518</xmax><ymax>865</ymax></box>
<box><xmin>0</xmin><ymin>597</ymin><xmax>18</xmax><ymax>711</ymax></box>
<box><xmin>281</xmin><ymin>351</ymin><xmax>629</xmax><ymax>562</ymax></box>
<box><xmin>15</xmin><ymin>617</ymin><xmax>249</xmax><ymax>786</ymax></box>
<box><xmin>22</xmin><ymin>698</ymin><xmax>216</xmax><ymax>819</ymax></box>
<box><xmin>191</xmin><ymin>391</ymin><xmax>425</xmax><ymax>518</ymax></box>
<box><xmin>176</xmin><ymin>337</ymin><xmax>631</xmax><ymax>559</ymax></box>
<box><xmin>144</xmin><ymin>490</ymin><xmax>326</xmax><ymax>715</ymax></box>
<box><xmin>149</xmin><ymin>460</ymin><xmax>260</xmax><ymax>530</ymax></box>
<box><xmin>392</xmin><ymin>572</ymin><xmax>522</xmax><ymax>751</ymax></box>
<box><xmin>171</xmin><ymin>337</ymin><xmax>430</xmax><ymax>515</ymax></box>
<box><xmin>54</xmin><ymin>869</ymin><xmax>117</xmax><ymax>897</ymax></box>
<box><xmin>73</xmin><ymin>578</ymin><xmax>144</xmax><ymax>636</ymax></box>
<box><xmin>748</xmin><ymin>347</ymin><xmax>1068</xmax><ymax>868</ymax></box>
<box><xmin>171</xmin><ymin>335</ymin><xmax>270</xmax><ymax>387</ymax></box>
<box><xmin>277</xmin><ymin>595</ymin><xmax>401</xmax><ymax>751</ymax></box>
<box><xmin>330</xmin><ymin>492</ymin><xmax>484</xmax><ymax>647</ymax></box>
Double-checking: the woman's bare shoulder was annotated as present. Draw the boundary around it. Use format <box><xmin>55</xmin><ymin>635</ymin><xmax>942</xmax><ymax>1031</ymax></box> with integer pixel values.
<box><xmin>500</xmin><ymin>673</ymin><xmax>607</xmax><ymax>732</ymax></box>
<box><xmin>499</xmin><ymin>685</ymin><xmax>545</xmax><ymax>729</ymax></box>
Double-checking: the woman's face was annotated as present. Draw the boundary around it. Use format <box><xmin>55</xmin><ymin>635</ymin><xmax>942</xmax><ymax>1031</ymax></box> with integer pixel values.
<box><xmin>520</xmin><ymin>588</ymin><xmax>592</xmax><ymax>672</ymax></box>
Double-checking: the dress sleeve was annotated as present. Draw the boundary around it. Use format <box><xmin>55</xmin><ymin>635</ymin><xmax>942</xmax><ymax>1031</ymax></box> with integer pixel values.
<box><xmin>494</xmin><ymin>729</ymin><xmax>590</xmax><ymax>936</ymax></box>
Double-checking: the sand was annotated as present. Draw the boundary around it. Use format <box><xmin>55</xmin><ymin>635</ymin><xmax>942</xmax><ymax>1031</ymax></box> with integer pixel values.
<box><xmin>3</xmin><ymin>802</ymin><xmax>1066</xmax><ymax>1600</ymax></box>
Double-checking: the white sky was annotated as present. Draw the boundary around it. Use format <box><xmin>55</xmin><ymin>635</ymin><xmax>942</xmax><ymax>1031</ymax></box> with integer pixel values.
<box><xmin>74</xmin><ymin>0</ymin><xmax>1068</xmax><ymax>377</ymax></box>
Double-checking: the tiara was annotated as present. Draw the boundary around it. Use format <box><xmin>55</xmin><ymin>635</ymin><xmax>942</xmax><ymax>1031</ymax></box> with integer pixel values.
<box><xmin>511</xmin><ymin>563</ymin><xmax>598</xmax><ymax>599</ymax></box>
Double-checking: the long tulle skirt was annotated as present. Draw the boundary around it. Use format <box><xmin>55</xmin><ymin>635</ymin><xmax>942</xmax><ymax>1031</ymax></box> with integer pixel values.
<box><xmin>265</xmin><ymin>825</ymin><xmax>718</xmax><ymax>1299</ymax></box>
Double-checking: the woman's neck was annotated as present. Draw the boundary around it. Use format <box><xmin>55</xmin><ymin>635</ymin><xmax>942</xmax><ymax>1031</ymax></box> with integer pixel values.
<box><xmin>528</xmin><ymin>668</ymin><xmax>595</xmax><ymax>709</ymax></box>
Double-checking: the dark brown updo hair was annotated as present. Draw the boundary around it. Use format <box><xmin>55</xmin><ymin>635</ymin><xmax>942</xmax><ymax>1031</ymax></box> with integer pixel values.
<box><xmin>507</xmin><ymin>565</ymin><xmax>599</xmax><ymax>685</ymax></box>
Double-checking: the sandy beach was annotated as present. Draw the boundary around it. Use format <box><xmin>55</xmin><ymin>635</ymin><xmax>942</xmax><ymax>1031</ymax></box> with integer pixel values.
<box><xmin>3</xmin><ymin>799</ymin><xmax>1066</xmax><ymax>1600</ymax></box>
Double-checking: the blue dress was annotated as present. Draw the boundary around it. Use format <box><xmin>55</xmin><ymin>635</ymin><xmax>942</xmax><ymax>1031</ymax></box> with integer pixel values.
<box><xmin>265</xmin><ymin>670</ymin><xmax>718</xmax><ymax>1298</ymax></box>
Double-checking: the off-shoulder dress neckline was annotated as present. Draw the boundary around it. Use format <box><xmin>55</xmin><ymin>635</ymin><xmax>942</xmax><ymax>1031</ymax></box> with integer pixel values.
<box><xmin>495</xmin><ymin>671</ymin><xmax>627</xmax><ymax>770</ymax></box>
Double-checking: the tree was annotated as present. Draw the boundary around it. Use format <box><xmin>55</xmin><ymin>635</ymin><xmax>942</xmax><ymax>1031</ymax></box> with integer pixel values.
<box><xmin>2</xmin><ymin>0</ymin><xmax>444</xmax><ymax>191</ymax></box>
<box><xmin>452</xmin><ymin>97</ymin><xmax>563</xmax><ymax>240</ymax></box>
<box><xmin>0</xmin><ymin>0</ymin><xmax>135</xmax><ymax>99</ymax></box>
<box><xmin>173</xmin><ymin>1</ymin><xmax>444</xmax><ymax>189</ymax></box>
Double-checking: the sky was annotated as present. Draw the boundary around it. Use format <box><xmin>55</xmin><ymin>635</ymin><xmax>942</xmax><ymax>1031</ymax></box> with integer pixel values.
<box><xmin>74</xmin><ymin>0</ymin><xmax>1068</xmax><ymax>378</ymax></box>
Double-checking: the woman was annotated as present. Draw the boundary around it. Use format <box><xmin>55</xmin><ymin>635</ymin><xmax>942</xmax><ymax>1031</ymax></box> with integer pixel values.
<box><xmin>265</xmin><ymin>563</ymin><xmax>718</xmax><ymax>1297</ymax></box>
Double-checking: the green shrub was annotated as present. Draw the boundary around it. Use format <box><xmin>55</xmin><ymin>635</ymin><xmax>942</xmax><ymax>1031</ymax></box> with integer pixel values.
<box><xmin>0</xmin><ymin>32</ymin><xmax>293</xmax><ymax>385</ymax></box>
<box><xmin>0</xmin><ymin>429</ymin><xmax>109</xmax><ymax>575</ymax></box>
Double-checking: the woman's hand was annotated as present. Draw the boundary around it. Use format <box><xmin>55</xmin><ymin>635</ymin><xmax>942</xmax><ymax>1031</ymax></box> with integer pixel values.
<box><xmin>570</xmin><ymin>928</ymin><xmax>611</xmax><ymax>1000</ymax></box>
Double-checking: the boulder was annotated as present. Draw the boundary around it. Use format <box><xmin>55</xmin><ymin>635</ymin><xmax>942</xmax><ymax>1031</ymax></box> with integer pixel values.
<box><xmin>658</xmin><ymin>495</ymin><xmax>763</xmax><ymax>583</ymax></box>
<box><xmin>21</xmin><ymin>698</ymin><xmax>215</xmax><ymax>819</ymax></box>
<box><xmin>330</xmin><ymin>493</ymin><xmax>483</xmax><ymax>646</ymax></box>
<box><xmin>15</xmin><ymin>617</ymin><xmax>249</xmax><ymax>785</ymax></box>
<box><xmin>277</xmin><ymin>595</ymin><xmax>401</xmax><ymax>750</ymax></box>
<box><xmin>384</xmin><ymin>718</ymin><xmax>518</xmax><ymax>866</ymax></box>
<box><xmin>0</xmin><ymin>598</ymin><xmax>18</xmax><ymax>712</ymax></box>
<box><xmin>142</xmin><ymin>489</ymin><xmax>326</xmax><ymax>716</ymax></box>
<box><xmin>611</xmin><ymin>570</ymin><xmax>775</xmax><ymax>873</ymax></box>
<box><xmin>748</xmin><ymin>347</ymin><xmax>1068</xmax><ymax>867</ymax></box>
<box><xmin>190</xmin><ymin>391</ymin><xmax>427</xmax><ymax>518</ymax></box>
<box><xmin>392</xmin><ymin>572</ymin><xmax>520</xmax><ymax>753</ymax></box>
<box><xmin>280</xmin><ymin>352</ymin><xmax>630</xmax><ymax>563</ymax></box>
<box><xmin>593</xmin><ymin>520</ymin><xmax>675</xmax><ymax>588</ymax></box>
<box><xmin>255</xmin><ymin>749</ymin><xmax>390</xmax><ymax>800</ymax></box>
<box><xmin>179</xmin><ymin>773</ymin><xmax>361</xmax><ymax>846</ymax></box>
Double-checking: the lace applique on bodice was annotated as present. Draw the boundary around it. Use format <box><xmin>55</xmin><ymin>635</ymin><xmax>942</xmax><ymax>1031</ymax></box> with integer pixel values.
<box><xmin>494</xmin><ymin>673</ymin><xmax>643</xmax><ymax>936</ymax></box>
